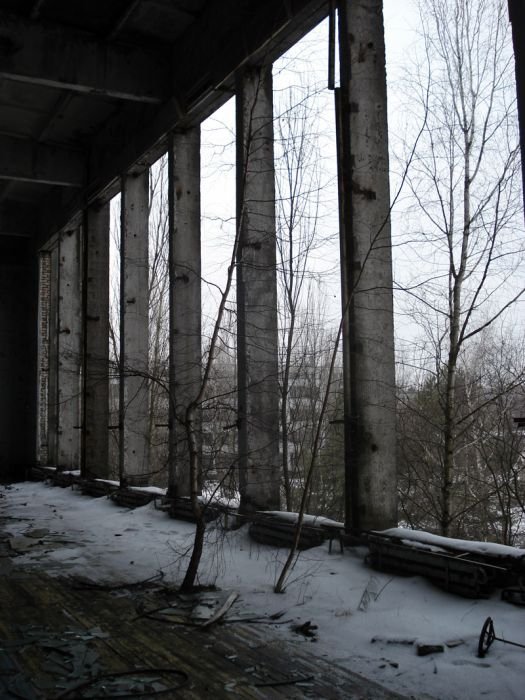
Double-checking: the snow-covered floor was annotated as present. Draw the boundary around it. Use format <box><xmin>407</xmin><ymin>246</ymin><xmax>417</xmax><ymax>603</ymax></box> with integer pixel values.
<box><xmin>2</xmin><ymin>481</ymin><xmax>524</xmax><ymax>700</ymax></box>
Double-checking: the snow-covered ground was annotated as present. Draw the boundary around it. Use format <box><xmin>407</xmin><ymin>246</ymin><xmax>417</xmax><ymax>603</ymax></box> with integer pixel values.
<box><xmin>2</xmin><ymin>481</ymin><xmax>524</xmax><ymax>700</ymax></box>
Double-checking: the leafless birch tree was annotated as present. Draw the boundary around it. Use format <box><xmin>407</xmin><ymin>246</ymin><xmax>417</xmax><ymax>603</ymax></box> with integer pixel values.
<box><xmin>396</xmin><ymin>0</ymin><xmax>523</xmax><ymax>535</ymax></box>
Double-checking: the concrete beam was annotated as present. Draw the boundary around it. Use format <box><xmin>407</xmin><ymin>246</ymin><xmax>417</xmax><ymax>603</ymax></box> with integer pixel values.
<box><xmin>337</xmin><ymin>0</ymin><xmax>397</xmax><ymax>532</ymax></box>
<box><xmin>236</xmin><ymin>65</ymin><xmax>280</xmax><ymax>513</ymax></box>
<box><xmin>173</xmin><ymin>0</ymin><xmax>327</xmax><ymax>115</ymax></box>
<box><xmin>0</xmin><ymin>12</ymin><xmax>168</xmax><ymax>103</ymax></box>
<box><xmin>120</xmin><ymin>171</ymin><xmax>150</xmax><ymax>486</ymax></box>
<box><xmin>36</xmin><ymin>0</ymin><xmax>328</xmax><ymax>244</ymax></box>
<box><xmin>168</xmin><ymin>128</ymin><xmax>202</xmax><ymax>498</ymax></box>
<box><xmin>0</xmin><ymin>134</ymin><xmax>85</xmax><ymax>187</ymax></box>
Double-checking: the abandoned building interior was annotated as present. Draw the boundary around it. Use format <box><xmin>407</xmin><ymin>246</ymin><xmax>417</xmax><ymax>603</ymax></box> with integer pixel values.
<box><xmin>0</xmin><ymin>0</ymin><xmax>524</xmax><ymax>523</ymax></box>
<box><xmin>1</xmin><ymin>0</ymin><xmax>525</xmax><ymax>697</ymax></box>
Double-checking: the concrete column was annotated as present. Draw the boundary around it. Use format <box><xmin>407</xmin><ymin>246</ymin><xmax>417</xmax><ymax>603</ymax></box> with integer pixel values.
<box><xmin>120</xmin><ymin>171</ymin><xmax>150</xmax><ymax>486</ymax></box>
<box><xmin>82</xmin><ymin>203</ymin><xmax>110</xmax><ymax>479</ymax></box>
<box><xmin>337</xmin><ymin>0</ymin><xmax>397</xmax><ymax>531</ymax></box>
<box><xmin>37</xmin><ymin>251</ymin><xmax>51</xmax><ymax>465</ymax></box>
<box><xmin>47</xmin><ymin>245</ymin><xmax>59</xmax><ymax>466</ymax></box>
<box><xmin>168</xmin><ymin>129</ymin><xmax>202</xmax><ymax>498</ymax></box>
<box><xmin>56</xmin><ymin>228</ymin><xmax>82</xmax><ymax>469</ymax></box>
<box><xmin>236</xmin><ymin>64</ymin><xmax>280</xmax><ymax>513</ymax></box>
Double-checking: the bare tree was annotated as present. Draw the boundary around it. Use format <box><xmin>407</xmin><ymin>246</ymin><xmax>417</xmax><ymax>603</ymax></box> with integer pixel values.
<box><xmin>395</xmin><ymin>0</ymin><xmax>524</xmax><ymax>535</ymax></box>
<box><xmin>397</xmin><ymin>330</ymin><xmax>525</xmax><ymax>542</ymax></box>
<box><xmin>274</xmin><ymin>81</ymin><xmax>334</xmax><ymax>510</ymax></box>
<box><xmin>108</xmin><ymin>161</ymin><xmax>172</xmax><ymax>485</ymax></box>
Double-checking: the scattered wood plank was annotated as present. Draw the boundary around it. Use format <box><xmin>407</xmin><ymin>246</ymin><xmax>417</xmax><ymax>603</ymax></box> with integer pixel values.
<box><xmin>200</xmin><ymin>592</ymin><xmax>239</xmax><ymax>629</ymax></box>
<box><xmin>249</xmin><ymin>514</ymin><xmax>325</xmax><ymax>551</ymax></box>
<box><xmin>366</xmin><ymin>532</ymin><xmax>511</xmax><ymax>598</ymax></box>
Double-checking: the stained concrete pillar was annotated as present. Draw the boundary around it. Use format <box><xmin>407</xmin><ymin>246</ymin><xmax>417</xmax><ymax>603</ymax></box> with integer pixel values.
<box><xmin>47</xmin><ymin>246</ymin><xmax>59</xmax><ymax>466</ymax></box>
<box><xmin>337</xmin><ymin>0</ymin><xmax>397</xmax><ymax>531</ymax></box>
<box><xmin>37</xmin><ymin>251</ymin><xmax>51</xmax><ymax>465</ymax></box>
<box><xmin>56</xmin><ymin>228</ymin><xmax>82</xmax><ymax>469</ymax></box>
<box><xmin>236</xmin><ymin>64</ymin><xmax>280</xmax><ymax>513</ymax></box>
<box><xmin>82</xmin><ymin>203</ymin><xmax>110</xmax><ymax>479</ymax></box>
<box><xmin>120</xmin><ymin>171</ymin><xmax>150</xmax><ymax>486</ymax></box>
<box><xmin>168</xmin><ymin>129</ymin><xmax>202</xmax><ymax>498</ymax></box>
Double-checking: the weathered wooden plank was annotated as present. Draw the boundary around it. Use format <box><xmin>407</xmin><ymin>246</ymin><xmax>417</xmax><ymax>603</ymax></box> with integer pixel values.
<box><xmin>0</xmin><ymin>570</ymin><xmax>406</xmax><ymax>699</ymax></box>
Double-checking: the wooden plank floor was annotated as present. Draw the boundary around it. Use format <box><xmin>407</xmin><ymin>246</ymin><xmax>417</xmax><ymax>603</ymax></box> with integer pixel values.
<box><xmin>0</xmin><ymin>567</ymin><xmax>408</xmax><ymax>699</ymax></box>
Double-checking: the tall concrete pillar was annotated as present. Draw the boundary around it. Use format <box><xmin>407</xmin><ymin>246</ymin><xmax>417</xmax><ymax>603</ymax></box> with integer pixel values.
<box><xmin>120</xmin><ymin>171</ymin><xmax>150</xmax><ymax>486</ymax></box>
<box><xmin>168</xmin><ymin>129</ymin><xmax>202</xmax><ymax>498</ymax></box>
<box><xmin>82</xmin><ymin>202</ymin><xmax>110</xmax><ymax>479</ymax></box>
<box><xmin>47</xmin><ymin>246</ymin><xmax>59</xmax><ymax>466</ymax></box>
<box><xmin>37</xmin><ymin>251</ymin><xmax>51</xmax><ymax>465</ymax></box>
<box><xmin>236</xmin><ymin>65</ymin><xmax>280</xmax><ymax>513</ymax></box>
<box><xmin>337</xmin><ymin>0</ymin><xmax>397</xmax><ymax>531</ymax></box>
<box><xmin>56</xmin><ymin>228</ymin><xmax>82</xmax><ymax>469</ymax></box>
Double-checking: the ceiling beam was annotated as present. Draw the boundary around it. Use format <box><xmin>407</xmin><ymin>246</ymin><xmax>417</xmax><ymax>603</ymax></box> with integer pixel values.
<box><xmin>36</xmin><ymin>0</ymin><xmax>328</xmax><ymax>244</ymax></box>
<box><xmin>172</xmin><ymin>0</ymin><xmax>328</xmax><ymax>114</ymax></box>
<box><xmin>86</xmin><ymin>0</ymin><xmax>328</xmax><ymax>189</ymax></box>
<box><xmin>107</xmin><ymin>0</ymin><xmax>142</xmax><ymax>40</ymax></box>
<box><xmin>0</xmin><ymin>12</ymin><xmax>169</xmax><ymax>103</ymax></box>
<box><xmin>0</xmin><ymin>135</ymin><xmax>86</xmax><ymax>187</ymax></box>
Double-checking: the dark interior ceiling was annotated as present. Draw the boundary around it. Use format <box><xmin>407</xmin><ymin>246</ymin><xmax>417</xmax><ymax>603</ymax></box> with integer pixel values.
<box><xmin>0</xmin><ymin>0</ymin><xmax>328</xmax><ymax>249</ymax></box>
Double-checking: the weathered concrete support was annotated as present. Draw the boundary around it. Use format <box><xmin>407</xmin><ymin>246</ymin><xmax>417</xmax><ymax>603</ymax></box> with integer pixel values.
<box><xmin>37</xmin><ymin>251</ymin><xmax>51</xmax><ymax>465</ymax></box>
<box><xmin>47</xmin><ymin>246</ymin><xmax>59</xmax><ymax>466</ymax></box>
<box><xmin>337</xmin><ymin>0</ymin><xmax>397</xmax><ymax>532</ymax></box>
<box><xmin>81</xmin><ymin>203</ymin><xmax>110</xmax><ymax>479</ymax></box>
<box><xmin>120</xmin><ymin>172</ymin><xmax>150</xmax><ymax>486</ymax></box>
<box><xmin>236</xmin><ymin>65</ymin><xmax>280</xmax><ymax>513</ymax></box>
<box><xmin>168</xmin><ymin>129</ymin><xmax>202</xmax><ymax>498</ymax></box>
<box><xmin>56</xmin><ymin>228</ymin><xmax>82</xmax><ymax>469</ymax></box>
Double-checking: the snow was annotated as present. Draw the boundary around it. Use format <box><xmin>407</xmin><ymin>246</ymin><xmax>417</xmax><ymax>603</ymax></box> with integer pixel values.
<box><xmin>129</xmin><ymin>485</ymin><xmax>166</xmax><ymax>495</ymax></box>
<box><xmin>201</xmin><ymin>482</ymin><xmax>241</xmax><ymax>509</ymax></box>
<box><xmin>2</xmin><ymin>481</ymin><xmax>525</xmax><ymax>700</ymax></box>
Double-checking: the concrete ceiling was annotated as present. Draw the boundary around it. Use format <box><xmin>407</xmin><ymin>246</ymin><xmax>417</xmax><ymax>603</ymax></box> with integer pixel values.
<box><xmin>0</xmin><ymin>0</ymin><xmax>327</xmax><ymax>247</ymax></box>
